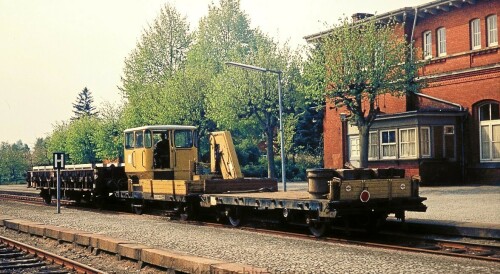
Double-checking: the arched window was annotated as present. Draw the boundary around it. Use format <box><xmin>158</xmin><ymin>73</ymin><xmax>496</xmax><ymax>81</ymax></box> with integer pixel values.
<box><xmin>479</xmin><ymin>102</ymin><xmax>500</xmax><ymax>162</ymax></box>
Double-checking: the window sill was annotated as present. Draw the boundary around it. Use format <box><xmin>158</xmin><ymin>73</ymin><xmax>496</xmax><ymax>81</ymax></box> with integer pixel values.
<box><xmin>420</xmin><ymin>45</ymin><xmax>499</xmax><ymax>62</ymax></box>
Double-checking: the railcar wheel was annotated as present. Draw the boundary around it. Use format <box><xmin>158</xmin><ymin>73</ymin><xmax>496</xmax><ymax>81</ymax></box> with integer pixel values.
<box><xmin>132</xmin><ymin>204</ymin><xmax>143</xmax><ymax>215</ymax></box>
<box><xmin>308</xmin><ymin>221</ymin><xmax>329</xmax><ymax>237</ymax></box>
<box><xmin>228</xmin><ymin>215</ymin><xmax>241</xmax><ymax>227</ymax></box>
<box><xmin>41</xmin><ymin>191</ymin><xmax>51</xmax><ymax>205</ymax></box>
<box><xmin>226</xmin><ymin>207</ymin><xmax>242</xmax><ymax>227</ymax></box>
<box><xmin>366</xmin><ymin>214</ymin><xmax>388</xmax><ymax>234</ymax></box>
<box><xmin>179</xmin><ymin>206</ymin><xmax>194</xmax><ymax>221</ymax></box>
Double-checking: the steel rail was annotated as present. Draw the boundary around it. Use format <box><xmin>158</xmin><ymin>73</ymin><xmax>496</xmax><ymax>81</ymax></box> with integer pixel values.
<box><xmin>0</xmin><ymin>235</ymin><xmax>105</xmax><ymax>274</ymax></box>
<box><xmin>236</xmin><ymin>225</ymin><xmax>500</xmax><ymax>263</ymax></box>
<box><xmin>0</xmin><ymin>192</ymin><xmax>74</xmax><ymax>206</ymax></box>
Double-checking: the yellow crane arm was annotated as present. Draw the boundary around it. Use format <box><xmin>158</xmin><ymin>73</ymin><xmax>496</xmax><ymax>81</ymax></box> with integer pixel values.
<box><xmin>209</xmin><ymin>131</ymin><xmax>243</xmax><ymax>179</ymax></box>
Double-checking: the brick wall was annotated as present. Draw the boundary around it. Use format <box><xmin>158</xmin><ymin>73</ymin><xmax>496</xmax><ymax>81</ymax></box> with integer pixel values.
<box><xmin>322</xmin><ymin>0</ymin><xmax>499</xmax><ymax>183</ymax></box>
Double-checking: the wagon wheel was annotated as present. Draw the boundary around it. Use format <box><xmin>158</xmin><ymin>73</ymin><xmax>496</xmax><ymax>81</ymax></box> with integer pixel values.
<box><xmin>41</xmin><ymin>191</ymin><xmax>51</xmax><ymax>205</ymax></box>
<box><xmin>132</xmin><ymin>203</ymin><xmax>144</xmax><ymax>215</ymax></box>
<box><xmin>308</xmin><ymin>221</ymin><xmax>329</xmax><ymax>237</ymax></box>
<box><xmin>179</xmin><ymin>205</ymin><xmax>193</xmax><ymax>221</ymax></box>
<box><xmin>366</xmin><ymin>213</ymin><xmax>388</xmax><ymax>234</ymax></box>
<box><xmin>226</xmin><ymin>207</ymin><xmax>242</xmax><ymax>227</ymax></box>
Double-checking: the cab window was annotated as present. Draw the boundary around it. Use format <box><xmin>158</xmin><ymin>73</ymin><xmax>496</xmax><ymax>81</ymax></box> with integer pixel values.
<box><xmin>135</xmin><ymin>131</ymin><xmax>144</xmax><ymax>148</ymax></box>
<box><xmin>144</xmin><ymin>130</ymin><xmax>152</xmax><ymax>148</ymax></box>
<box><xmin>174</xmin><ymin>130</ymin><xmax>193</xmax><ymax>148</ymax></box>
<box><xmin>125</xmin><ymin>132</ymin><xmax>134</xmax><ymax>149</ymax></box>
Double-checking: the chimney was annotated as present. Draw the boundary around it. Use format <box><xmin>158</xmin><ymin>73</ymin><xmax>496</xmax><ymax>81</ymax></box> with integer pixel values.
<box><xmin>351</xmin><ymin>13</ymin><xmax>374</xmax><ymax>22</ymax></box>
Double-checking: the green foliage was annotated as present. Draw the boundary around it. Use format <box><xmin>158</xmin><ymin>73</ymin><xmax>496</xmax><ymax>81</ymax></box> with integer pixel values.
<box><xmin>31</xmin><ymin>137</ymin><xmax>50</xmax><ymax>166</ymax></box>
<box><xmin>46</xmin><ymin>103</ymin><xmax>125</xmax><ymax>164</ymax></box>
<box><xmin>292</xmin><ymin>102</ymin><xmax>324</xmax><ymax>155</ymax></box>
<box><xmin>0</xmin><ymin>141</ymin><xmax>30</xmax><ymax>183</ymax></box>
<box><xmin>120</xmin><ymin>3</ymin><xmax>192</xmax><ymax>128</ymax></box>
<box><xmin>46</xmin><ymin>122</ymin><xmax>69</xmax><ymax>158</ymax></box>
<box><xmin>93</xmin><ymin>102</ymin><xmax>124</xmax><ymax>162</ymax></box>
<box><xmin>305</xmin><ymin>17</ymin><xmax>423</xmax><ymax>167</ymax></box>
<box><xmin>283</xmin><ymin>154</ymin><xmax>323</xmax><ymax>181</ymax></box>
<box><xmin>64</xmin><ymin>116</ymin><xmax>99</xmax><ymax>164</ymax></box>
<box><xmin>72</xmin><ymin>87</ymin><xmax>97</xmax><ymax>120</ymax></box>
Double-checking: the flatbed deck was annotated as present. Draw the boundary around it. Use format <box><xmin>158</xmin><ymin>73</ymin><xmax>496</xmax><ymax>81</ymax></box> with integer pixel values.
<box><xmin>208</xmin><ymin>190</ymin><xmax>315</xmax><ymax>200</ymax></box>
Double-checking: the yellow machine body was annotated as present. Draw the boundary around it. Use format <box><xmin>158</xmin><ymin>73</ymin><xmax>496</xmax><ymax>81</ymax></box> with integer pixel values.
<box><xmin>124</xmin><ymin>125</ymin><xmax>198</xmax><ymax>196</ymax></box>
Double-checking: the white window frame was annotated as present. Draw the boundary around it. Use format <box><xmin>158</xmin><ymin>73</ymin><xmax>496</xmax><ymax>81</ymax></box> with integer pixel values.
<box><xmin>419</xmin><ymin>127</ymin><xmax>431</xmax><ymax>158</ymax></box>
<box><xmin>487</xmin><ymin>14</ymin><xmax>498</xmax><ymax>47</ymax></box>
<box><xmin>368</xmin><ymin>131</ymin><xmax>379</xmax><ymax>160</ymax></box>
<box><xmin>471</xmin><ymin>18</ymin><xmax>481</xmax><ymax>50</ymax></box>
<box><xmin>399</xmin><ymin>128</ymin><xmax>418</xmax><ymax>159</ymax></box>
<box><xmin>437</xmin><ymin>27</ymin><xmax>447</xmax><ymax>56</ymax></box>
<box><xmin>423</xmin><ymin>30</ymin><xmax>433</xmax><ymax>59</ymax></box>
<box><xmin>380</xmin><ymin>130</ymin><xmax>397</xmax><ymax>159</ymax></box>
<box><xmin>479</xmin><ymin>103</ymin><xmax>500</xmax><ymax>162</ymax></box>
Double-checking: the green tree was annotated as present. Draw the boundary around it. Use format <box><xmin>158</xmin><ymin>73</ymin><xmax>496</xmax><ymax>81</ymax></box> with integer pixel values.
<box><xmin>46</xmin><ymin>122</ymin><xmax>69</xmax><ymax>163</ymax></box>
<box><xmin>93</xmin><ymin>102</ymin><xmax>124</xmax><ymax>162</ymax></box>
<box><xmin>65</xmin><ymin>116</ymin><xmax>99</xmax><ymax>164</ymax></box>
<box><xmin>165</xmin><ymin>0</ymin><xmax>255</xmax><ymax>156</ymax></box>
<box><xmin>120</xmin><ymin>3</ymin><xmax>191</xmax><ymax>127</ymax></box>
<box><xmin>31</xmin><ymin>137</ymin><xmax>51</xmax><ymax>166</ymax></box>
<box><xmin>208</xmin><ymin>32</ymin><xmax>302</xmax><ymax>178</ymax></box>
<box><xmin>0</xmin><ymin>141</ymin><xmax>30</xmax><ymax>183</ymax></box>
<box><xmin>308</xmin><ymin>17</ymin><xmax>422</xmax><ymax>167</ymax></box>
<box><xmin>296</xmin><ymin>43</ymin><xmax>326</xmax><ymax>156</ymax></box>
<box><xmin>72</xmin><ymin>87</ymin><xmax>97</xmax><ymax>120</ymax></box>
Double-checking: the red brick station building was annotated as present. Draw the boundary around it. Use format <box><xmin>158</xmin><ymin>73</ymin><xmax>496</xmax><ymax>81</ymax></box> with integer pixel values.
<box><xmin>305</xmin><ymin>0</ymin><xmax>499</xmax><ymax>184</ymax></box>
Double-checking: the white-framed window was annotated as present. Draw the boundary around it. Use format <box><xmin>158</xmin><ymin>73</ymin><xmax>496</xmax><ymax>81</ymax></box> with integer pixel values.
<box><xmin>368</xmin><ymin>131</ymin><xmax>379</xmax><ymax>160</ymax></box>
<box><xmin>399</xmin><ymin>128</ymin><xmax>417</xmax><ymax>158</ymax></box>
<box><xmin>420</xmin><ymin>127</ymin><xmax>431</xmax><ymax>157</ymax></box>
<box><xmin>423</xmin><ymin>30</ymin><xmax>432</xmax><ymax>59</ymax></box>
<box><xmin>479</xmin><ymin>102</ymin><xmax>500</xmax><ymax>162</ymax></box>
<box><xmin>381</xmin><ymin>130</ymin><xmax>397</xmax><ymax>159</ymax></box>
<box><xmin>471</xmin><ymin>18</ymin><xmax>481</xmax><ymax>50</ymax></box>
<box><xmin>437</xmin><ymin>27</ymin><xmax>447</xmax><ymax>56</ymax></box>
<box><xmin>487</xmin><ymin>14</ymin><xmax>498</xmax><ymax>46</ymax></box>
<box><xmin>349</xmin><ymin>136</ymin><xmax>360</xmax><ymax>160</ymax></box>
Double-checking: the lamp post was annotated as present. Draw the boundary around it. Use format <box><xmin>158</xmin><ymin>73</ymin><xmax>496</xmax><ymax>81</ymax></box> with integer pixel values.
<box><xmin>225</xmin><ymin>62</ymin><xmax>287</xmax><ymax>192</ymax></box>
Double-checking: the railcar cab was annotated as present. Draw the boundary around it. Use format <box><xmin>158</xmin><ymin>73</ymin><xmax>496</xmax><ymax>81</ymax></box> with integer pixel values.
<box><xmin>123</xmin><ymin>125</ymin><xmax>198</xmax><ymax>180</ymax></box>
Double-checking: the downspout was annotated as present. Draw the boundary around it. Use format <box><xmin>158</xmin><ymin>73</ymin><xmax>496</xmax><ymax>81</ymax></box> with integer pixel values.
<box><xmin>461</xmin><ymin>113</ymin><xmax>467</xmax><ymax>183</ymax></box>
<box><xmin>410</xmin><ymin>7</ymin><xmax>418</xmax><ymax>59</ymax></box>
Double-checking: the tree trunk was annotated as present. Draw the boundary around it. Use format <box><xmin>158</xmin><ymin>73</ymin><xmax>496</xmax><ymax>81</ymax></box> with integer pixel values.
<box><xmin>358</xmin><ymin>125</ymin><xmax>370</xmax><ymax>168</ymax></box>
<box><xmin>266</xmin><ymin>126</ymin><xmax>276</xmax><ymax>179</ymax></box>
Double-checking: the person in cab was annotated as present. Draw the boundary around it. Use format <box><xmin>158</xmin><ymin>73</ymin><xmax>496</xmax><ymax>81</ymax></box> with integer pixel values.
<box><xmin>154</xmin><ymin>133</ymin><xmax>170</xmax><ymax>169</ymax></box>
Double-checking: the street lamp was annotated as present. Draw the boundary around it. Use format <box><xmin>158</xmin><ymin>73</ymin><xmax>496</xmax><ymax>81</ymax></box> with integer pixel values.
<box><xmin>225</xmin><ymin>61</ymin><xmax>287</xmax><ymax>192</ymax></box>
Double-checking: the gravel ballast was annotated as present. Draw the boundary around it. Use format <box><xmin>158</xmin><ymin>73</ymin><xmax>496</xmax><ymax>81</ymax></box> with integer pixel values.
<box><xmin>0</xmin><ymin>197</ymin><xmax>498</xmax><ymax>273</ymax></box>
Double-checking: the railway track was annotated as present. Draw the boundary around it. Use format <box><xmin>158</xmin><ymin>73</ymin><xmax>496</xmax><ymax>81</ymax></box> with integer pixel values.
<box><xmin>0</xmin><ymin>235</ymin><xmax>104</xmax><ymax>274</ymax></box>
<box><xmin>0</xmin><ymin>192</ymin><xmax>74</xmax><ymax>206</ymax></box>
<box><xmin>228</xmin><ymin>222</ymin><xmax>500</xmax><ymax>263</ymax></box>
<box><xmin>2</xmin><ymin>191</ymin><xmax>499</xmax><ymax>264</ymax></box>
